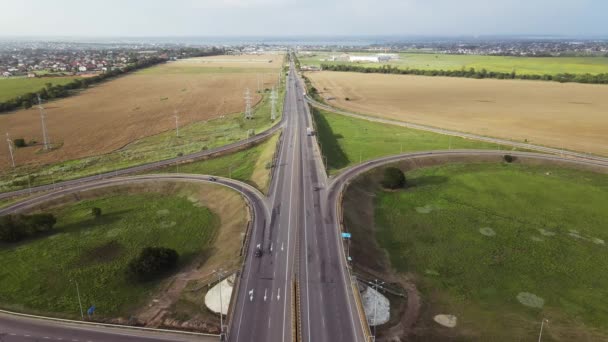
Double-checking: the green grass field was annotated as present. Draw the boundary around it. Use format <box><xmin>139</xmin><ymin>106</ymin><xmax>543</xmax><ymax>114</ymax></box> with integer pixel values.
<box><xmin>0</xmin><ymin>77</ymin><xmax>80</xmax><ymax>102</ymax></box>
<box><xmin>313</xmin><ymin>108</ymin><xmax>517</xmax><ymax>174</ymax></box>
<box><xmin>150</xmin><ymin>132</ymin><xmax>279</xmax><ymax>192</ymax></box>
<box><xmin>370</xmin><ymin>163</ymin><xmax>608</xmax><ymax>340</ymax></box>
<box><xmin>0</xmin><ymin>192</ymin><xmax>219</xmax><ymax>318</ymax></box>
<box><xmin>0</xmin><ymin>84</ymin><xmax>285</xmax><ymax>193</ymax></box>
<box><xmin>299</xmin><ymin>52</ymin><xmax>608</xmax><ymax>76</ymax></box>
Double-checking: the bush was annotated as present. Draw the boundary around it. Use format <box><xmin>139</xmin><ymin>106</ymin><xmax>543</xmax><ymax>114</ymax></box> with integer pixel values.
<box><xmin>13</xmin><ymin>138</ymin><xmax>26</xmax><ymax>148</ymax></box>
<box><xmin>0</xmin><ymin>213</ymin><xmax>57</xmax><ymax>242</ymax></box>
<box><xmin>345</xmin><ymin>97</ymin><xmax>351</xmax><ymax>101</ymax></box>
<box><xmin>381</xmin><ymin>167</ymin><xmax>406</xmax><ymax>189</ymax></box>
<box><xmin>128</xmin><ymin>247</ymin><xmax>179</xmax><ymax>281</ymax></box>
<box><xmin>503</xmin><ymin>155</ymin><xmax>515</xmax><ymax>163</ymax></box>
<box><xmin>91</xmin><ymin>207</ymin><xmax>102</xmax><ymax>218</ymax></box>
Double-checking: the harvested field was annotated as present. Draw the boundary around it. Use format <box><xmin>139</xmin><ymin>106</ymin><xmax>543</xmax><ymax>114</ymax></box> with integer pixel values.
<box><xmin>307</xmin><ymin>71</ymin><xmax>608</xmax><ymax>156</ymax></box>
<box><xmin>0</xmin><ymin>54</ymin><xmax>282</xmax><ymax>170</ymax></box>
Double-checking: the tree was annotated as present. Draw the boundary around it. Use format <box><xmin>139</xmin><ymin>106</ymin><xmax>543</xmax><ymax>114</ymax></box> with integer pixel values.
<box><xmin>128</xmin><ymin>247</ymin><xmax>179</xmax><ymax>281</ymax></box>
<box><xmin>91</xmin><ymin>207</ymin><xmax>102</xmax><ymax>218</ymax></box>
<box><xmin>381</xmin><ymin>167</ymin><xmax>406</xmax><ymax>189</ymax></box>
<box><xmin>503</xmin><ymin>154</ymin><xmax>515</xmax><ymax>163</ymax></box>
<box><xmin>13</xmin><ymin>138</ymin><xmax>26</xmax><ymax>148</ymax></box>
<box><xmin>22</xmin><ymin>100</ymin><xmax>32</xmax><ymax>110</ymax></box>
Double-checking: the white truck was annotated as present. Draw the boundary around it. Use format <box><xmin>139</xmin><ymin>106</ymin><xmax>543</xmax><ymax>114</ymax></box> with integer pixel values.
<box><xmin>306</xmin><ymin>127</ymin><xmax>315</xmax><ymax>136</ymax></box>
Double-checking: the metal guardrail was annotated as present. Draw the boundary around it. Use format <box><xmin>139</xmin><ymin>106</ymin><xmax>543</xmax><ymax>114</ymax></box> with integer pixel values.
<box><xmin>0</xmin><ymin>308</ymin><xmax>219</xmax><ymax>338</ymax></box>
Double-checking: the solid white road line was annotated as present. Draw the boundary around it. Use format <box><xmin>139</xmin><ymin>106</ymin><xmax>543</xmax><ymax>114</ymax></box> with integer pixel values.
<box><xmin>282</xmin><ymin>81</ymin><xmax>299</xmax><ymax>342</ymax></box>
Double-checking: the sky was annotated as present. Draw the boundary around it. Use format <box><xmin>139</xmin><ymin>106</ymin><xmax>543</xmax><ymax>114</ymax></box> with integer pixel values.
<box><xmin>0</xmin><ymin>0</ymin><xmax>606</xmax><ymax>37</ymax></box>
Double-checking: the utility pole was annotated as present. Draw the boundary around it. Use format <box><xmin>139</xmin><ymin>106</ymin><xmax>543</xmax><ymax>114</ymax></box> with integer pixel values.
<box><xmin>244</xmin><ymin>88</ymin><xmax>253</xmax><ymax>120</ymax></box>
<box><xmin>270</xmin><ymin>86</ymin><xmax>277</xmax><ymax>121</ymax></box>
<box><xmin>5</xmin><ymin>133</ymin><xmax>15</xmax><ymax>168</ymax></box>
<box><xmin>538</xmin><ymin>318</ymin><xmax>549</xmax><ymax>342</ymax></box>
<box><xmin>37</xmin><ymin>94</ymin><xmax>50</xmax><ymax>150</ymax></box>
<box><xmin>73</xmin><ymin>280</ymin><xmax>84</xmax><ymax>320</ymax></box>
<box><xmin>173</xmin><ymin>110</ymin><xmax>180</xmax><ymax>137</ymax></box>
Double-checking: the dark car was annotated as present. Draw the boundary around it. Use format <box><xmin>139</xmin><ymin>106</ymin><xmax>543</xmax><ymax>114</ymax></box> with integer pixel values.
<box><xmin>254</xmin><ymin>244</ymin><xmax>263</xmax><ymax>257</ymax></box>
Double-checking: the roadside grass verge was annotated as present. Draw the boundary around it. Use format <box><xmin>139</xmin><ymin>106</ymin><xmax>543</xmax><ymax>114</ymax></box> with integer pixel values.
<box><xmin>345</xmin><ymin>162</ymin><xmax>608</xmax><ymax>341</ymax></box>
<box><xmin>148</xmin><ymin>132</ymin><xmax>280</xmax><ymax>193</ymax></box>
<box><xmin>313</xmin><ymin>108</ymin><xmax>517</xmax><ymax>174</ymax></box>
<box><xmin>0</xmin><ymin>181</ymin><xmax>247</xmax><ymax>321</ymax></box>
<box><xmin>0</xmin><ymin>84</ymin><xmax>285</xmax><ymax>193</ymax></box>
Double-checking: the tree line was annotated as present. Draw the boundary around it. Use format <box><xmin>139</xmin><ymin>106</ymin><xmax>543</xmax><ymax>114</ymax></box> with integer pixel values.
<box><xmin>320</xmin><ymin>64</ymin><xmax>608</xmax><ymax>85</ymax></box>
<box><xmin>0</xmin><ymin>213</ymin><xmax>57</xmax><ymax>242</ymax></box>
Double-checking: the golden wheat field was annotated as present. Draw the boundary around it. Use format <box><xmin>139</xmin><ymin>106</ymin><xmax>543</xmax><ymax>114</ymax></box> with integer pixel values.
<box><xmin>307</xmin><ymin>71</ymin><xmax>608</xmax><ymax>156</ymax></box>
<box><xmin>0</xmin><ymin>54</ymin><xmax>283</xmax><ymax>169</ymax></box>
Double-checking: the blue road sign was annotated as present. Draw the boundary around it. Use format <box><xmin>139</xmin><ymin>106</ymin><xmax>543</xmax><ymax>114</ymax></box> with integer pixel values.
<box><xmin>341</xmin><ymin>232</ymin><xmax>352</xmax><ymax>239</ymax></box>
<box><xmin>87</xmin><ymin>305</ymin><xmax>96</xmax><ymax>316</ymax></box>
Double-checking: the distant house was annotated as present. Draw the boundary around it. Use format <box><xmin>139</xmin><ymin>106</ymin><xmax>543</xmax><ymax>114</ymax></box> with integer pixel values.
<box><xmin>2</xmin><ymin>72</ymin><xmax>11</xmax><ymax>77</ymax></box>
<box><xmin>78</xmin><ymin>66</ymin><xmax>87</xmax><ymax>72</ymax></box>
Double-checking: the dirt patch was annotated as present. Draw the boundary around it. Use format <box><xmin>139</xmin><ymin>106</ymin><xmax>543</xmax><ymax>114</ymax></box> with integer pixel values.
<box><xmin>516</xmin><ymin>292</ymin><xmax>545</xmax><ymax>308</ymax></box>
<box><xmin>307</xmin><ymin>71</ymin><xmax>608</xmax><ymax>156</ymax></box>
<box><xmin>479</xmin><ymin>227</ymin><xmax>496</xmax><ymax>237</ymax></box>
<box><xmin>433</xmin><ymin>314</ymin><xmax>458</xmax><ymax>328</ymax></box>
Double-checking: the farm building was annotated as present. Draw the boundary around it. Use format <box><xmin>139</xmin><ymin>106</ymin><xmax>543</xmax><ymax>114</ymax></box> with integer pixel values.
<box><xmin>349</xmin><ymin>55</ymin><xmax>380</xmax><ymax>63</ymax></box>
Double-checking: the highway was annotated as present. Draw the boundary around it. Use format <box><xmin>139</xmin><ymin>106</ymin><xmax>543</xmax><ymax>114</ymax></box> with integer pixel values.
<box><xmin>227</xmin><ymin>60</ymin><xmax>366</xmax><ymax>342</ymax></box>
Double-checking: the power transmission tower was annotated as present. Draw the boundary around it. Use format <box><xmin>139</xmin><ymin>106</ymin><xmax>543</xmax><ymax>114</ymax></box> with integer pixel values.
<box><xmin>244</xmin><ymin>88</ymin><xmax>253</xmax><ymax>120</ymax></box>
<box><xmin>270</xmin><ymin>87</ymin><xmax>277</xmax><ymax>121</ymax></box>
<box><xmin>37</xmin><ymin>94</ymin><xmax>50</xmax><ymax>150</ymax></box>
<box><xmin>5</xmin><ymin>132</ymin><xmax>15</xmax><ymax>168</ymax></box>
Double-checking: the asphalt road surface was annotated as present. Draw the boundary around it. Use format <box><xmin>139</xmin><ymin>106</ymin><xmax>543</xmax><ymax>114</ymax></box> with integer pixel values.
<box><xmin>0</xmin><ymin>311</ymin><xmax>216</xmax><ymax>342</ymax></box>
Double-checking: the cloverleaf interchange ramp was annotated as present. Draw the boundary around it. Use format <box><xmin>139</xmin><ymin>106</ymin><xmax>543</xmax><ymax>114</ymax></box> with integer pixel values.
<box><xmin>2</xmin><ymin>58</ymin><xmax>608</xmax><ymax>342</ymax></box>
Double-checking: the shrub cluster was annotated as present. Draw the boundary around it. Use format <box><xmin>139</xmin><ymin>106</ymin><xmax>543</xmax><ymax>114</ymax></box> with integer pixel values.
<box><xmin>381</xmin><ymin>167</ymin><xmax>407</xmax><ymax>189</ymax></box>
<box><xmin>0</xmin><ymin>213</ymin><xmax>57</xmax><ymax>242</ymax></box>
<box><xmin>127</xmin><ymin>247</ymin><xmax>179</xmax><ymax>281</ymax></box>
<box><xmin>320</xmin><ymin>64</ymin><xmax>608</xmax><ymax>85</ymax></box>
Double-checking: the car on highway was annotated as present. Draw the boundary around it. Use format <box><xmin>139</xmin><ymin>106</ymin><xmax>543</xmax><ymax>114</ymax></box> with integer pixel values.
<box><xmin>254</xmin><ymin>244</ymin><xmax>263</xmax><ymax>257</ymax></box>
<box><xmin>208</xmin><ymin>176</ymin><xmax>218</xmax><ymax>181</ymax></box>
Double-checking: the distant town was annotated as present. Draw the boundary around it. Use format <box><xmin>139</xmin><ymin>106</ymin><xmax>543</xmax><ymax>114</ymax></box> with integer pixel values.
<box><xmin>0</xmin><ymin>40</ymin><xmax>281</xmax><ymax>78</ymax></box>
